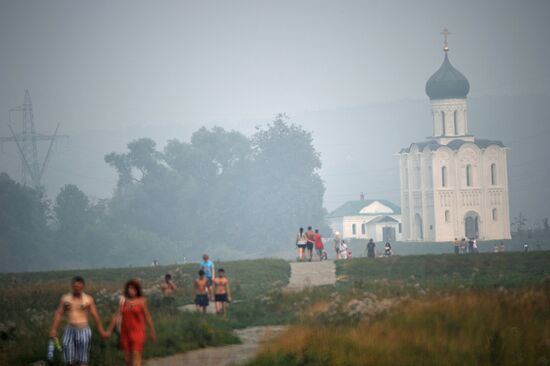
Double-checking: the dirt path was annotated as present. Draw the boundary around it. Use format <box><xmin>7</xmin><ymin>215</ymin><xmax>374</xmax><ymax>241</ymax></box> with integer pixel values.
<box><xmin>146</xmin><ymin>326</ymin><xmax>287</xmax><ymax>366</ymax></box>
<box><xmin>286</xmin><ymin>260</ymin><xmax>336</xmax><ymax>290</ymax></box>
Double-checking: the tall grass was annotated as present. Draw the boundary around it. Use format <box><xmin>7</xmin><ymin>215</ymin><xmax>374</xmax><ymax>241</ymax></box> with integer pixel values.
<box><xmin>249</xmin><ymin>289</ymin><xmax>550</xmax><ymax>366</ymax></box>
<box><xmin>0</xmin><ymin>258</ymin><xmax>290</xmax><ymax>365</ymax></box>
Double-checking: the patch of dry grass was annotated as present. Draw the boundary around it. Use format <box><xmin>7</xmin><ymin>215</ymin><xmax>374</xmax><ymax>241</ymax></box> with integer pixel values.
<box><xmin>250</xmin><ymin>289</ymin><xmax>550</xmax><ymax>366</ymax></box>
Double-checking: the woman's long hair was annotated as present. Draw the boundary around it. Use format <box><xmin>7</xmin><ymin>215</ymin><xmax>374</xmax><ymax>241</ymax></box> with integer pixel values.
<box><xmin>299</xmin><ymin>227</ymin><xmax>304</xmax><ymax>236</ymax></box>
<box><xmin>124</xmin><ymin>279</ymin><xmax>143</xmax><ymax>298</ymax></box>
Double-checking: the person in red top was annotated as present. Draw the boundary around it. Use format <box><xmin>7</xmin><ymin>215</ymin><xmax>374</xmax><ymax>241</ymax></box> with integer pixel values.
<box><xmin>107</xmin><ymin>279</ymin><xmax>156</xmax><ymax>366</ymax></box>
<box><xmin>314</xmin><ymin>229</ymin><xmax>324</xmax><ymax>261</ymax></box>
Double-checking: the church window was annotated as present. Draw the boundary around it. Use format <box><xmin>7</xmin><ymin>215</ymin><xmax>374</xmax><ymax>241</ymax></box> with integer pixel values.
<box><xmin>441</xmin><ymin>112</ymin><xmax>446</xmax><ymax>136</ymax></box>
<box><xmin>441</xmin><ymin>166</ymin><xmax>448</xmax><ymax>187</ymax></box>
<box><xmin>491</xmin><ymin>163</ymin><xmax>497</xmax><ymax>185</ymax></box>
<box><xmin>454</xmin><ymin>111</ymin><xmax>458</xmax><ymax>135</ymax></box>
<box><xmin>492</xmin><ymin>208</ymin><xmax>498</xmax><ymax>221</ymax></box>
<box><xmin>466</xmin><ymin>164</ymin><xmax>473</xmax><ymax>187</ymax></box>
<box><xmin>361</xmin><ymin>224</ymin><xmax>366</xmax><ymax>235</ymax></box>
<box><xmin>445</xmin><ymin>210</ymin><xmax>450</xmax><ymax>222</ymax></box>
<box><xmin>352</xmin><ymin>224</ymin><xmax>356</xmax><ymax>235</ymax></box>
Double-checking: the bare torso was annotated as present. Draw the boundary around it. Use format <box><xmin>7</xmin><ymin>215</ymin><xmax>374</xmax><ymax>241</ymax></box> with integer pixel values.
<box><xmin>213</xmin><ymin>278</ymin><xmax>229</xmax><ymax>294</ymax></box>
<box><xmin>195</xmin><ymin>278</ymin><xmax>209</xmax><ymax>294</ymax></box>
<box><xmin>61</xmin><ymin>293</ymin><xmax>92</xmax><ymax>327</ymax></box>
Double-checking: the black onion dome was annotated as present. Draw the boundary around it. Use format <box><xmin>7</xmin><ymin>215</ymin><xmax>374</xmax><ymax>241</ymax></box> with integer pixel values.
<box><xmin>425</xmin><ymin>53</ymin><xmax>470</xmax><ymax>100</ymax></box>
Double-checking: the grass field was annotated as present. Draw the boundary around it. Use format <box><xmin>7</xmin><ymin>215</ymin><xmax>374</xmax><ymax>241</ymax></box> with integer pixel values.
<box><xmin>0</xmin><ymin>258</ymin><xmax>290</xmax><ymax>365</ymax></box>
<box><xmin>248</xmin><ymin>251</ymin><xmax>550</xmax><ymax>366</ymax></box>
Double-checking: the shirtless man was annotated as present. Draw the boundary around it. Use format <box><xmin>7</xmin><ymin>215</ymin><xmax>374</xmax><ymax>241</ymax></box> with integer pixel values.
<box><xmin>49</xmin><ymin>276</ymin><xmax>107</xmax><ymax>366</ymax></box>
<box><xmin>193</xmin><ymin>270</ymin><xmax>211</xmax><ymax>313</ymax></box>
<box><xmin>305</xmin><ymin>226</ymin><xmax>316</xmax><ymax>262</ymax></box>
<box><xmin>212</xmin><ymin>268</ymin><xmax>232</xmax><ymax>317</ymax></box>
<box><xmin>160</xmin><ymin>273</ymin><xmax>177</xmax><ymax>313</ymax></box>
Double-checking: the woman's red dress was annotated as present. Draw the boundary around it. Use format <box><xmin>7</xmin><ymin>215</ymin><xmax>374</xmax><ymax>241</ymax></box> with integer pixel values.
<box><xmin>120</xmin><ymin>299</ymin><xmax>146</xmax><ymax>352</ymax></box>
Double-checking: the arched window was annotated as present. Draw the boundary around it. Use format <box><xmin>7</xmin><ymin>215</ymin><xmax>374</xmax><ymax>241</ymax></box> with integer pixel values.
<box><xmin>361</xmin><ymin>223</ymin><xmax>366</xmax><ymax>235</ymax></box>
<box><xmin>352</xmin><ymin>224</ymin><xmax>356</xmax><ymax>235</ymax></box>
<box><xmin>441</xmin><ymin>111</ymin><xmax>446</xmax><ymax>136</ymax></box>
<box><xmin>445</xmin><ymin>210</ymin><xmax>450</xmax><ymax>223</ymax></box>
<box><xmin>466</xmin><ymin>164</ymin><xmax>473</xmax><ymax>187</ymax></box>
<box><xmin>491</xmin><ymin>163</ymin><xmax>497</xmax><ymax>185</ymax></box>
<box><xmin>441</xmin><ymin>166</ymin><xmax>448</xmax><ymax>187</ymax></box>
<box><xmin>492</xmin><ymin>208</ymin><xmax>498</xmax><ymax>221</ymax></box>
<box><xmin>454</xmin><ymin>111</ymin><xmax>458</xmax><ymax>135</ymax></box>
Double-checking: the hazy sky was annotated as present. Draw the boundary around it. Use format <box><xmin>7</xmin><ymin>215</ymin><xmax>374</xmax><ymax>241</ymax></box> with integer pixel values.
<box><xmin>1</xmin><ymin>0</ymin><xmax>549</xmax><ymax>134</ymax></box>
<box><xmin>1</xmin><ymin>0</ymin><xmax>549</xmax><ymax>219</ymax></box>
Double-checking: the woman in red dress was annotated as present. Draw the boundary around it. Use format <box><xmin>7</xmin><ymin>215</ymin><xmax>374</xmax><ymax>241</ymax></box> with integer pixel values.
<box><xmin>108</xmin><ymin>279</ymin><xmax>156</xmax><ymax>366</ymax></box>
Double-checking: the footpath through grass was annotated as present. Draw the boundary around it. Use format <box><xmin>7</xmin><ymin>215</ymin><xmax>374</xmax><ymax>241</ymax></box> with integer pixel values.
<box><xmin>0</xmin><ymin>258</ymin><xmax>290</xmax><ymax>365</ymax></box>
<box><xmin>248</xmin><ymin>251</ymin><xmax>550</xmax><ymax>366</ymax></box>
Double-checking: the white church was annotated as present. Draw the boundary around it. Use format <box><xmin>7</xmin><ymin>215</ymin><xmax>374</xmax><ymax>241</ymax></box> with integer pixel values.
<box><xmin>398</xmin><ymin>33</ymin><xmax>512</xmax><ymax>242</ymax></box>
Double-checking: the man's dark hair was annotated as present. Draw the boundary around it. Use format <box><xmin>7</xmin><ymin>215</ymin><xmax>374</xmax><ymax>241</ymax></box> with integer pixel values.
<box><xmin>198</xmin><ymin>269</ymin><xmax>205</xmax><ymax>276</ymax></box>
<box><xmin>124</xmin><ymin>279</ymin><xmax>143</xmax><ymax>298</ymax></box>
<box><xmin>308</xmin><ymin>226</ymin><xmax>312</xmax><ymax>230</ymax></box>
<box><xmin>218</xmin><ymin>268</ymin><xmax>225</xmax><ymax>273</ymax></box>
<box><xmin>165</xmin><ymin>273</ymin><xmax>172</xmax><ymax>280</ymax></box>
<box><xmin>315</xmin><ymin>229</ymin><xmax>319</xmax><ymax>233</ymax></box>
<box><xmin>72</xmin><ymin>276</ymin><xmax>85</xmax><ymax>285</ymax></box>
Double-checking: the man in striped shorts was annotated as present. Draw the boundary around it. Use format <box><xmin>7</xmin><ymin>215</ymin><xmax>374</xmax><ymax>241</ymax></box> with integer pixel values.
<box><xmin>49</xmin><ymin>276</ymin><xmax>107</xmax><ymax>365</ymax></box>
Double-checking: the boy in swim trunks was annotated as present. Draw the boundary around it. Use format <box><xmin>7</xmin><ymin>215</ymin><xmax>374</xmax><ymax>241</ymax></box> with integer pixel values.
<box><xmin>193</xmin><ymin>270</ymin><xmax>211</xmax><ymax>313</ymax></box>
<box><xmin>212</xmin><ymin>268</ymin><xmax>232</xmax><ymax>317</ymax></box>
<box><xmin>49</xmin><ymin>276</ymin><xmax>107</xmax><ymax>366</ymax></box>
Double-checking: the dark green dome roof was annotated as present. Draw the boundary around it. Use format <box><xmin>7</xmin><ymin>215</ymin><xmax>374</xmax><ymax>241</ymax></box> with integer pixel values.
<box><xmin>425</xmin><ymin>53</ymin><xmax>470</xmax><ymax>100</ymax></box>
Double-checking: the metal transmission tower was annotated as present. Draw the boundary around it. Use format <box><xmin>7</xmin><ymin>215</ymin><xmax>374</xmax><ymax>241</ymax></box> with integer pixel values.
<box><xmin>0</xmin><ymin>90</ymin><xmax>68</xmax><ymax>189</ymax></box>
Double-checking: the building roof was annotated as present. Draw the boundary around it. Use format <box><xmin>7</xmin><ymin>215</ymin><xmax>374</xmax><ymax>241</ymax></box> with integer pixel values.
<box><xmin>399</xmin><ymin>138</ymin><xmax>506</xmax><ymax>154</ymax></box>
<box><xmin>366</xmin><ymin>215</ymin><xmax>400</xmax><ymax>225</ymax></box>
<box><xmin>328</xmin><ymin>199</ymin><xmax>401</xmax><ymax>218</ymax></box>
<box><xmin>425</xmin><ymin>53</ymin><xmax>470</xmax><ymax>100</ymax></box>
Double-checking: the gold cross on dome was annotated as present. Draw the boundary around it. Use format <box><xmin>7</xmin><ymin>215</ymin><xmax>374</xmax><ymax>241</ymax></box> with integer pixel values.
<box><xmin>441</xmin><ymin>27</ymin><xmax>450</xmax><ymax>52</ymax></box>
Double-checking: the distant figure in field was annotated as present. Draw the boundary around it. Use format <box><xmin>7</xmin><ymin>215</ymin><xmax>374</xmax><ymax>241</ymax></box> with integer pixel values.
<box><xmin>460</xmin><ymin>238</ymin><xmax>467</xmax><ymax>254</ymax></box>
<box><xmin>523</xmin><ymin>243</ymin><xmax>529</xmax><ymax>252</ymax></box>
<box><xmin>199</xmin><ymin>254</ymin><xmax>215</xmax><ymax>286</ymax></box>
<box><xmin>472</xmin><ymin>238</ymin><xmax>478</xmax><ymax>253</ymax></box>
<box><xmin>367</xmin><ymin>238</ymin><xmax>376</xmax><ymax>258</ymax></box>
<box><xmin>384</xmin><ymin>242</ymin><xmax>392</xmax><ymax>257</ymax></box>
<box><xmin>467</xmin><ymin>238</ymin><xmax>474</xmax><ymax>253</ymax></box>
<box><xmin>305</xmin><ymin>226</ymin><xmax>316</xmax><ymax>262</ymax></box>
<box><xmin>499</xmin><ymin>242</ymin><xmax>506</xmax><ymax>253</ymax></box>
<box><xmin>333</xmin><ymin>232</ymin><xmax>342</xmax><ymax>259</ymax></box>
<box><xmin>494</xmin><ymin>244</ymin><xmax>499</xmax><ymax>253</ymax></box>
<box><xmin>314</xmin><ymin>229</ymin><xmax>324</xmax><ymax>261</ymax></box>
<box><xmin>49</xmin><ymin>276</ymin><xmax>107</xmax><ymax>366</ymax></box>
<box><xmin>296</xmin><ymin>227</ymin><xmax>307</xmax><ymax>262</ymax></box>
<box><xmin>194</xmin><ymin>270</ymin><xmax>211</xmax><ymax>313</ymax></box>
<box><xmin>339</xmin><ymin>240</ymin><xmax>349</xmax><ymax>260</ymax></box>
<box><xmin>212</xmin><ymin>268</ymin><xmax>232</xmax><ymax>317</ymax></box>
<box><xmin>160</xmin><ymin>274</ymin><xmax>177</xmax><ymax>312</ymax></box>
<box><xmin>453</xmin><ymin>238</ymin><xmax>460</xmax><ymax>254</ymax></box>
<box><xmin>107</xmin><ymin>279</ymin><xmax>156</xmax><ymax>366</ymax></box>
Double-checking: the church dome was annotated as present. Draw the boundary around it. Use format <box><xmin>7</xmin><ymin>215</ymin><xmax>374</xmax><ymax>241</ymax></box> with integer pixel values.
<box><xmin>425</xmin><ymin>53</ymin><xmax>470</xmax><ymax>100</ymax></box>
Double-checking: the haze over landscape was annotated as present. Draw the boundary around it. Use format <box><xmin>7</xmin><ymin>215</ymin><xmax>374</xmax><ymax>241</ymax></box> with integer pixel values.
<box><xmin>1</xmin><ymin>0</ymin><xmax>549</xmax><ymax>222</ymax></box>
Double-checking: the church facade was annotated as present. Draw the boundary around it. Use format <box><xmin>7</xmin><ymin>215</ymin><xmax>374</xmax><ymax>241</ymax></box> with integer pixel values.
<box><xmin>398</xmin><ymin>40</ymin><xmax>511</xmax><ymax>242</ymax></box>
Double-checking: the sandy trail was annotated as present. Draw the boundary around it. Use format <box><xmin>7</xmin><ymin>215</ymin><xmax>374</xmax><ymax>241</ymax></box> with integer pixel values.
<box><xmin>146</xmin><ymin>326</ymin><xmax>287</xmax><ymax>366</ymax></box>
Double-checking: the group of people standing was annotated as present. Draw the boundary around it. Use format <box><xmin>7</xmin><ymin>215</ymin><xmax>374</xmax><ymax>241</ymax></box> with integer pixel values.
<box><xmin>453</xmin><ymin>237</ymin><xmax>479</xmax><ymax>254</ymax></box>
<box><xmin>48</xmin><ymin>253</ymin><xmax>231</xmax><ymax>366</ymax></box>
<box><xmin>295</xmin><ymin>226</ymin><xmax>326</xmax><ymax>261</ymax></box>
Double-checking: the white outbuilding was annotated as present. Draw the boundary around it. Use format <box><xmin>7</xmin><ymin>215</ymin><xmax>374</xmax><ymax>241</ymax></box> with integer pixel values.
<box><xmin>327</xmin><ymin>194</ymin><xmax>403</xmax><ymax>242</ymax></box>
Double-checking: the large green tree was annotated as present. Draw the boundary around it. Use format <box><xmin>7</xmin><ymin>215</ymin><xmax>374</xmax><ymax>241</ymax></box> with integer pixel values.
<box><xmin>104</xmin><ymin>117</ymin><xmax>328</xmax><ymax>260</ymax></box>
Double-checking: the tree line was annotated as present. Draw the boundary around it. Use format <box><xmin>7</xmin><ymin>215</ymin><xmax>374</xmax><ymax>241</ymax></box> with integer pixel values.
<box><xmin>0</xmin><ymin>116</ymin><xmax>329</xmax><ymax>272</ymax></box>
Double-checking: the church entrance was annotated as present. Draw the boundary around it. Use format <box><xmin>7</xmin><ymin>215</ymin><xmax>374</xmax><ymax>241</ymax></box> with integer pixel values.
<box><xmin>414</xmin><ymin>213</ymin><xmax>423</xmax><ymax>240</ymax></box>
<box><xmin>383</xmin><ymin>227</ymin><xmax>396</xmax><ymax>242</ymax></box>
<box><xmin>464</xmin><ymin>211</ymin><xmax>480</xmax><ymax>239</ymax></box>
